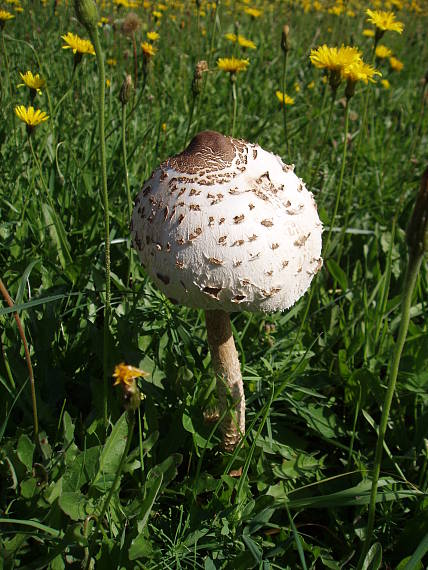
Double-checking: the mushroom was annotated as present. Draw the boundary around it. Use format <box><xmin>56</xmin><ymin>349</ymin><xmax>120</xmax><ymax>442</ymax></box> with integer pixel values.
<box><xmin>131</xmin><ymin>130</ymin><xmax>322</xmax><ymax>451</ymax></box>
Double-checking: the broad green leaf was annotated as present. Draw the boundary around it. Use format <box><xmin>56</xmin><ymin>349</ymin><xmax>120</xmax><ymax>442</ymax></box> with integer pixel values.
<box><xmin>128</xmin><ymin>534</ymin><xmax>154</xmax><ymax>561</ymax></box>
<box><xmin>58</xmin><ymin>491</ymin><xmax>89</xmax><ymax>521</ymax></box>
<box><xmin>62</xmin><ymin>412</ymin><xmax>75</xmax><ymax>447</ymax></box>
<box><xmin>362</xmin><ymin>543</ymin><xmax>382</xmax><ymax>570</ymax></box>
<box><xmin>17</xmin><ymin>434</ymin><xmax>35</xmax><ymax>472</ymax></box>
<box><xmin>20</xmin><ymin>478</ymin><xmax>37</xmax><ymax>498</ymax></box>
<box><xmin>326</xmin><ymin>259</ymin><xmax>348</xmax><ymax>292</ymax></box>
<box><xmin>138</xmin><ymin>473</ymin><xmax>163</xmax><ymax>532</ymax></box>
<box><xmin>41</xmin><ymin>203</ymin><xmax>73</xmax><ymax>273</ymax></box>
<box><xmin>91</xmin><ymin>413</ymin><xmax>128</xmax><ymax>490</ymax></box>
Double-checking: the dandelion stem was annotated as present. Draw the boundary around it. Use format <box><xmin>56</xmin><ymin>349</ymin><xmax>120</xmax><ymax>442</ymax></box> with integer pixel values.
<box><xmin>121</xmin><ymin>102</ymin><xmax>136</xmax><ymax>287</ymax></box>
<box><xmin>122</xmin><ymin>104</ymin><xmax>132</xmax><ymax>225</ymax></box>
<box><xmin>231</xmin><ymin>79</ymin><xmax>238</xmax><ymax>138</ymax></box>
<box><xmin>281</xmin><ymin>49</ymin><xmax>291</xmax><ymax>159</ymax></box>
<box><xmin>357</xmin><ymin>251</ymin><xmax>423</xmax><ymax>568</ymax></box>
<box><xmin>184</xmin><ymin>96</ymin><xmax>196</xmax><ymax>148</ymax></box>
<box><xmin>324</xmin><ymin>97</ymin><xmax>350</xmax><ymax>255</ymax></box>
<box><xmin>310</xmin><ymin>89</ymin><xmax>337</xmax><ymax>190</ymax></box>
<box><xmin>89</xmin><ymin>26</ymin><xmax>111</xmax><ymax>427</ymax></box>
<box><xmin>0</xmin><ymin>279</ymin><xmax>39</xmax><ymax>443</ymax></box>
<box><xmin>1</xmin><ymin>31</ymin><xmax>17</xmax><ymax>147</ymax></box>
<box><xmin>138</xmin><ymin>405</ymin><xmax>144</xmax><ymax>485</ymax></box>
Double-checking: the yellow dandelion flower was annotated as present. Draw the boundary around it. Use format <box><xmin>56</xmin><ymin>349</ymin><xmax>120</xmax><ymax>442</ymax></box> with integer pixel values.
<box><xmin>61</xmin><ymin>32</ymin><xmax>95</xmax><ymax>55</ymax></box>
<box><xmin>347</xmin><ymin>9</ymin><xmax>355</xmax><ymax>17</ymax></box>
<box><xmin>18</xmin><ymin>71</ymin><xmax>46</xmax><ymax>94</ymax></box>
<box><xmin>275</xmin><ymin>90</ymin><xmax>294</xmax><ymax>105</ymax></box>
<box><xmin>237</xmin><ymin>35</ymin><xmax>256</xmax><ymax>49</ymax></box>
<box><xmin>0</xmin><ymin>9</ymin><xmax>14</xmax><ymax>22</ymax></box>
<box><xmin>308</xmin><ymin>80</ymin><xmax>315</xmax><ymax>89</ymax></box>
<box><xmin>366</xmin><ymin>9</ymin><xmax>404</xmax><ymax>33</ymax></box>
<box><xmin>141</xmin><ymin>41</ymin><xmax>156</xmax><ymax>57</ymax></box>
<box><xmin>375</xmin><ymin>45</ymin><xmax>392</xmax><ymax>58</ymax></box>
<box><xmin>244</xmin><ymin>7</ymin><xmax>262</xmax><ymax>17</ymax></box>
<box><xmin>363</xmin><ymin>28</ymin><xmax>375</xmax><ymax>37</ymax></box>
<box><xmin>15</xmin><ymin>105</ymin><xmax>49</xmax><ymax>128</ymax></box>
<box><xmin>225</xmin><ymin>32</ymin><xmax>237</xmax><ymax>43</ymax></box>
<box><xmin>217</xmin><ymin>57</ymin><xmax>249</xmax><ymax>74</ymax></box>
<box><xmin>113</xmin><ymin>363</ymin><xmax>148</xmax><ymax>387</ymax></box>
<box><xmin>310</xmin><ymin>44</ymin><xmax>362</xmax><ymax>72</ymax></box>
<box><xmin>341</xmin><ymin>60</ymin><xmax>381</xmax><ymax>84</ymax></box>
<box><xmin>98</xmin><ymin>16</ymin><xmax>109</xmax><ymax>26</ymax></box>
<box><xmin>313</xmin><ymin>1</ymin><xmax>323</xmax><ymax>11</ymax></box>
<box><xmin>106</xmin><ymin>78</ymin><xmax>111</xmax><ymax>88</ymax></box>
<box><xmin>381</xmin><ymin>79</ymin><xmax>391</xmax><ymax>88</ymax></box>
<box><xmin>328</xmin><ymin>4</ymin><xmax>344</xmax><ymax>15</ymax></box>
<box><xmin>147</xmin><ymin>31</ymin><xmax>160</xmax><ymax>41</ymax></box>
<box><xmin>294</xmin><ymin>82</ymin><xmax>300</xmax><ymax>93</ymax></box>
<box><xmin>106</xmin><ymin>58</ymin><xmax>117</xmax><ymax>66</ymax></box>
<box><xmin>152</xmin><ymin>10</ymin><xmax>162</xmax><ymax>18</ymax></box>
<box><xmin>389</xmin><ymin>56</ymin><xmax>403</xmax><ymax>71</ymax></box>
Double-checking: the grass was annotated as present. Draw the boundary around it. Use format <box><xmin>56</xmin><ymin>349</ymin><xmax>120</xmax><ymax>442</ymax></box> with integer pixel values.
<box><xmin>1</xmin><ymin>0</ymin><xmax>428</xmax><ymax>568</ymax></box>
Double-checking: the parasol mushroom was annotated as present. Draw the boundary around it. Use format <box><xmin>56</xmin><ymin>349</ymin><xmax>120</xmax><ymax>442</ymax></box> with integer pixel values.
<box><xmin>131</xmin><ymin>130</ymin><xmax>322</xmax><ymax>451</ymax></box>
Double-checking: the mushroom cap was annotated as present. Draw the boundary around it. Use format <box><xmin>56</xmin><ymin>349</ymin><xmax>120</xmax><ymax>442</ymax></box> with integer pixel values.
<box><xmin>131</xmin><ymin>130</ymin><xmax>322</xmax><ymax>313</ymax></box>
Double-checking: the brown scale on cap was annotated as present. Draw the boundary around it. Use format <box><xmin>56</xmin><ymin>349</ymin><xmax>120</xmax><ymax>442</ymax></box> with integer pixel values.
<box><xmin>294</xmin><ymin>233</ymin><xmax>311</xmax><ymax>247</ymax></box>
<box><xmin>168</xmin><ymin>131</ymin><xmax>241</xmax><ymax>175</ymax></box>
<box><xmin>261</xmin><ymin>219</ymin><xmax>274</xmax><ymax>227</ymax></box>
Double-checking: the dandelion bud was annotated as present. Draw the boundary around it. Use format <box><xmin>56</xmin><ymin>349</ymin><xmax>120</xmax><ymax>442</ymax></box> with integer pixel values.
<box><xmin>192</xmin><ymin>60</ymin><xmax>208</xmax><ymax>97</ymax></box>
<box><xmin>119</xmin><ymin>74</ymin><xmax>134</xmax><ymax>105</ymax></box>
<box><xmin>74</xmin><ymin>0</ymin><xmax>98</xmax><ymax>32</ymax></box>
<box><xmin>281</xmin><ymin>25</ymin><xmax>290</xmax><ymax>54</ymax></box>
<box><xmin>345</xmin><ymin>79</ymin><xmax>356</xmax><ymax>100</ymax></box>
<box><xmin>406</xmin><ymin>167</ymin><xmax>428</xmax><ymax>256</ymax></box>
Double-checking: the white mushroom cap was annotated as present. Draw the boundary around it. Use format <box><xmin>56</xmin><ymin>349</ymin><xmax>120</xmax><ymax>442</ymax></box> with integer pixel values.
<box><xmin>131</xmin><ymin>131</ymin><xmax>322</xmax><ymax>313</ymax></box>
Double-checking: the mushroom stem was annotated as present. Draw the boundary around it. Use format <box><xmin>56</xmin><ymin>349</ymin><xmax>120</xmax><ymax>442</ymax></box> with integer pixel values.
<box><xmin>205</xmin><ymin>309</ymin><xmax>245</xmax><ymax>451</ymax></box>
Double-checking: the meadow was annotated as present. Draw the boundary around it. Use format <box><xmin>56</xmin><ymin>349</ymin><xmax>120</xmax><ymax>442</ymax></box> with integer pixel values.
<box><xmin>1</xmin><ymin>0</ymin><xmax>428</xmax><ymax>567</ymax></box>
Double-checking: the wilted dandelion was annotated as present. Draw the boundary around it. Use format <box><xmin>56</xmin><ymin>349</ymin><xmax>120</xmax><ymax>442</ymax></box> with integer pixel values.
<box><xmin>113</xmin><ymin>362</ymin><xmax>147</xmax><ymax>410</ymax></box>
<box><xmin>375</xmin><ymin>45</ymin><xmax>393</xmax><ymax>58</ymax></box>
<box><xmin>18</xmin><ymin>71</ymin><xmax>46</xmax><ymax>100</ymax></box>
<box><xmin>121</xmin><ymin>11</ymin><xmax>140</xmax><ymax>35</ymax></box>
<box><xmin>61</xmin><ymin>31</ymin><xmax>95</xmax><ymax>55</ymax></box>
<box><xmin>15</xmin><ymin>105</ymin><xmax>49</xmax><ymax>134</ymax></box>
<box><xmin>122</xmin><ymin>12</ymin><xmax>141</xmax><ymax>87</ymax></box>
<box><xmin>113</xmin><ymin>363</ymin><xmax>147</xmax><ymax>387</ymax></box>
<box><xmin>275</xmin><ymin>90</ymin><xmax>294</xmax><ymax>105</ymax></box>
<box><xmin>389</xmin><ymin>56</ymin><xmax>404</xmax><ymax>71</ymax></box>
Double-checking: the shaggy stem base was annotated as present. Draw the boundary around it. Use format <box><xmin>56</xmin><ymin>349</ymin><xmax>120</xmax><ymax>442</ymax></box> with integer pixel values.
<box><xmin>205</xmin><ymin>310</ymin><xmax>245</xmax><ymax>452</ymax></box>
